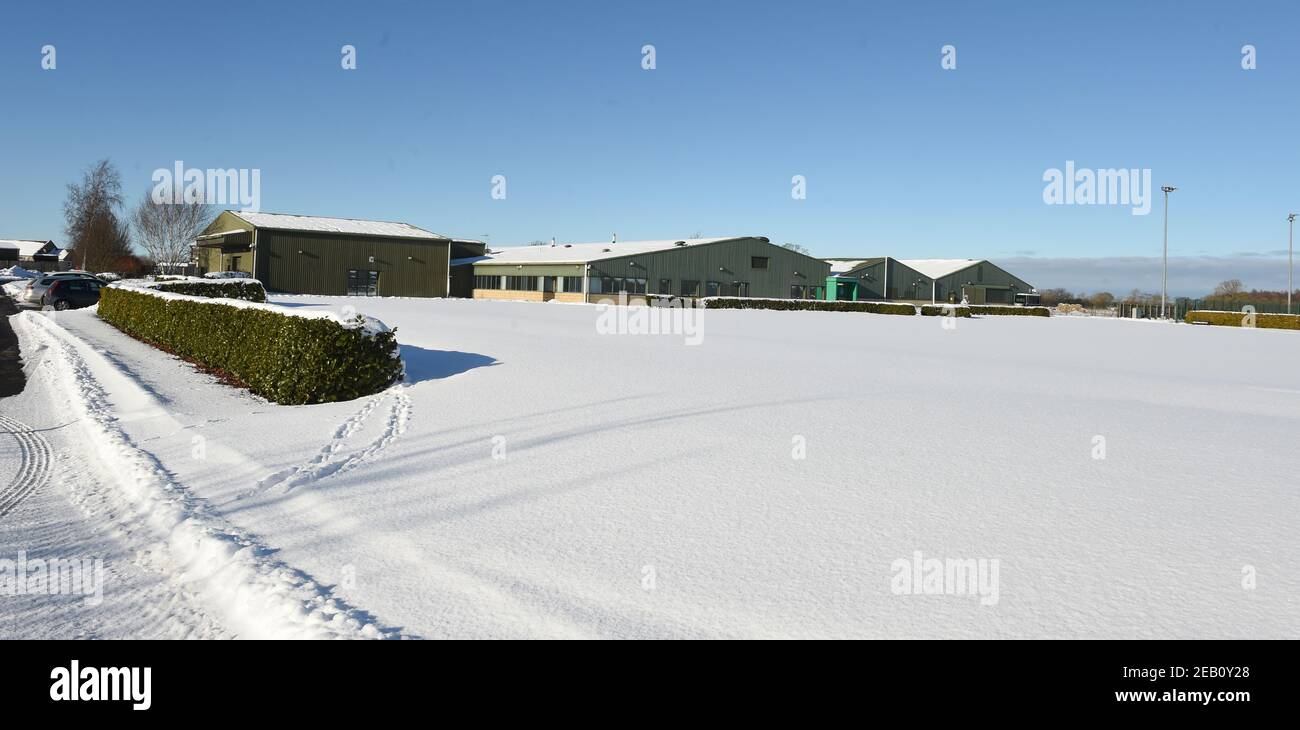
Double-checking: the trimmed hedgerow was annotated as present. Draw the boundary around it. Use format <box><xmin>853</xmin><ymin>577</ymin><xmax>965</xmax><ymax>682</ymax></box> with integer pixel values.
<box><xmin>700</xmin><ymin>297</ymin><xmax>916</xmax><ymax>315</ymax></box>
<box><xmin>920</xmin><ymin>304</ymin><xmax>972</xmax><ymax>317</ymax></box>
<box><xmin>98</xmin><ymin>286</ymin><xmax>402</xmax><ymax>404</ymax></box>
<box><xmin>966</xmin><ymin>305</ymin><xmax>1050</xmax><ymax>317</ymax></box>
<box><xmin>152</xmin><ymin>279</ymin><xmax>267</xmax><ymax>302</ymax></box>
<box><xmin>1185</xmin><ymin>310</ymin><xmax>1300</xmax><ymax>330</ymax></box>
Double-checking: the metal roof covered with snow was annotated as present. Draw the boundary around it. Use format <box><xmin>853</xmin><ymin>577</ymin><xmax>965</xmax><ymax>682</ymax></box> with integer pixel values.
<box><xmin>0</xmin><ymin>239</ymin><xmax>58</xmax><ymax>257</ymax></box>
<box><xmin>229</xmin><ymin>211</ymin><xmax>446</xmax><ymax>240</ymax></box>
<box><xmin>454</xmin><ymin>237</ymin><xmax>748</xmax><ymax>266</ymax></box>
<box><xmin>896</xmin><ymin>259</ymin><xmax>982</xmax><ymax>279</ymax></box>
<box><xmin>826</xmin><ymin>257</ymin><xmax>885</xmax><ymax>275</ymax></box>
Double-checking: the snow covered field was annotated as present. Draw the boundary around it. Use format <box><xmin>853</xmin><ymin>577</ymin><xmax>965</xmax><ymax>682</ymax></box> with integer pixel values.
<box><xmin>3</xmin><ymin>297</ymin><xmax>1297</xmax><ymax>638</ymax></box>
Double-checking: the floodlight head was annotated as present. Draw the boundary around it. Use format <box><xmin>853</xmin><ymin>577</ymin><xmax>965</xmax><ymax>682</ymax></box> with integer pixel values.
<box><xmin>1161</xmin><ymin>186</ymin><xmax>1177</xmax><ymax>193</ymax></box>
<box><xmin>1289</xmin><ymin>213</ymin><xmax>1297</xmax><ymax>223</ymax></box>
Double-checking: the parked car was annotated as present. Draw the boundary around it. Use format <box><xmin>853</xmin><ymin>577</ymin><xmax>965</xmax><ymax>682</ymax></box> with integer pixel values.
<box><xmin>21</xmin><ymin>271</ymin><xmax>103</xmax><ymax>307</ymax></box>
<box><xmin>41</xmin><ymin>277</ymin><xmax>103</xmax><ymax>310</ymax></box>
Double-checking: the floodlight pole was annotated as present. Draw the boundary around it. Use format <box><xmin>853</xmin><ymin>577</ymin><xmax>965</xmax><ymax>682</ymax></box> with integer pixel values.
<box><xmin>1161</xmin><ymin>186</ymin><xmax>1177</xmax><ymax>319</ymax></box>
<box><xmin>1289</xmin><ymin>214</ymin><xmax>1296</xmax><ymax>314</ymax></box>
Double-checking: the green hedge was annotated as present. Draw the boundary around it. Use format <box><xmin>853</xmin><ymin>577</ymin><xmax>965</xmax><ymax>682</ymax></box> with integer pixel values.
<box><xmin>967</xmin><ymin>305</ymin><xmax>1050</xmax><ymax>317</ymax></box>
<box><xmin>919</xmin><ymin>304</ymin><xmax>972</xmax><ymax>317</ymax></box>
<box><xmin>152</xmin><ymin>279</ymin><xmax>267</xmax><ymax>302</ymax></box>
<box><xmin>700</xmin><ymin>297</ymin><xmax>916</xmax><ymax>315</ymax></box>
<box><xmin>98</xmin><ymin>286</ymin><xmax>402</xmax><ymax>404</ymax></box>
<box><xmin>1185</xmin><ymin>310</ymin><xmax>1300</xmax><ymax>330</ymax></box>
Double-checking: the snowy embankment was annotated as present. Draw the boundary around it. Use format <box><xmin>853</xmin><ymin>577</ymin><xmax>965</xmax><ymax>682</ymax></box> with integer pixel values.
<box><xmin>11</xmin><ymin>311</ymin><xmax>401</xmax><ymax>639</ymax></box>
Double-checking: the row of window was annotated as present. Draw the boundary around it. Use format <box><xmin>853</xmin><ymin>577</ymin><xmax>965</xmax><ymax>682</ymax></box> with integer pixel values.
<box><xmin>473</xmin><ymin>275</ymin><xmax>587</xmax><ymax>293</ymax></box>
<box><xmin>470</xmin><ymin>274</ymin><xmax>803</xmax><ymax>298</ymax></box>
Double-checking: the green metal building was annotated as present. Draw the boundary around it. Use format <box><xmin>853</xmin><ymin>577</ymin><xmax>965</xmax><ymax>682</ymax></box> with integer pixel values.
<box><xmin>825</xmin><ymin>257</ymin><xmax>1035</xmax><ymax>304</ymax></box>
<box><xmin>454</xmin><ymin>236</ymin><xmax>832</xmax><ymax>303</ymax></box>
<box><xmin>194</xmin><ymin>211</ymin><xmax>485</xmax><ymax>297</ymax></box>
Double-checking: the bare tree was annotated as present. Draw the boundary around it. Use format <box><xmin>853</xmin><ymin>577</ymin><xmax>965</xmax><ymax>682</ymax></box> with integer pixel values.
<box><xmin>131</xmin><ymin>189</ymin><xmax>215</xmax><ymax>272</ymax></box>
<box><xmin>63</xmin><ymin>159</ymin><xmax>133</xmax><ymax>271</ymax></box>
<box><xmin>782</xmin><ymin>242</ymin><xmax>810</xmax><ymax>255</ymax></box>
<box><xmin>1212</xmin><ymin>279</ymin><xmax>1244</xmax><ymax>298</ymax></box>
<box><xmin>1089</xmin><ymin>291</ymin><xmax>1116</xmax><ymax>309</ymax></box>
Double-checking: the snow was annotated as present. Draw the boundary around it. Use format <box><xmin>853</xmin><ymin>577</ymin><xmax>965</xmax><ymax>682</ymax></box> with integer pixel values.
<box><xmin>202</xmin><ymin>271</ymin><xmax>252</xmax><ymax>279</ymax></box>
<box><xmin>0</xmin><ymin>240</ymin><xmax>59</xmax><ymax>258</ymax></box>
<box><xmin>6</xmin><ymin>298</ymin><xmax>1298</xmax><ymax>638</ymax></box>
<box><xmin>897</xmin><ymin>258</ymin><xmax>981</xmax><ymax>279</ymax></box>
<box><xmin>229</xmin><ymin>211</ymin><xmax>446</xmax><ymax>240</ymax></box>
<box><xmin>455</xmin><ymin>237</ymin><xmax>744</xmax><ymax>266</ymax></box>
<box><xmin>6</xmin><ymin>312</ymin><xmax>399</xmax><ymax>638</ymax></box>
<box><xmin>0</xmin><ymin>266</ymin><xmax>41</xmax><ymax>280</ymax></box>
<box><xmin>827</xmin><ymin>259</ymin><xmax>871</xmax><ymax>274</ymax></box>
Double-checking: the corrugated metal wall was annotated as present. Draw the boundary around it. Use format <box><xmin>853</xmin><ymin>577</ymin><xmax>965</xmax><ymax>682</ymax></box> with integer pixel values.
<box><xmin>256</xmin><ymin>231</ymin><xmax>450</xmax><ymax>297</ymax></box>
<box><xmin>932</xmin><ymin>262</ymin><xmax>1034</xmax><ymax>304</ymax></box>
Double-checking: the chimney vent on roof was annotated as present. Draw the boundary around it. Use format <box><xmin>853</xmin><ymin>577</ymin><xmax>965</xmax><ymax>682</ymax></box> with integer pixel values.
<box><xmin>611</xmin><ymin>233</ymin><xmax>617</xmax><ymax>245</ymax></box>
<box><xmin>550</xmin><ymin>237</ymin><xmax>556</xmax><ymax>247</ymax></box>
<box><xmin>674</xmin><ymin>241</ymin><xmax>686</xmax><ymax>246</ymax></box>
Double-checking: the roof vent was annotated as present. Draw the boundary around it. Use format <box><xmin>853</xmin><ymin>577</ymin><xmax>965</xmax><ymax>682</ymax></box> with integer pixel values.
<box><xmin>674</xmin><ymin>241</ymin><xmax>686</xmax><ymax>246</ymax></box>
<box><xmin>602</xmin><ymin>248</ymin><xmax>611</xmax><ymax>253</ymax></box>
<box><xmin>564</xmin><ymin>244</ymin><xmax>572</xmax><ymax>248</ymax></box>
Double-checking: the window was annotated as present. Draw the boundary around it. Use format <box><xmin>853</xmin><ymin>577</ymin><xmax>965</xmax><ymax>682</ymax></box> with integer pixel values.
<box><xmin>228</xmin><ymin>256</ymin><xmax>241</xmax><ymax>272</ymax></box>
<box><xmin>347</xmin><ymin>269</ymin><xmax>380</xmax><ymax>296</ymax></box>
<box><xmin>658</xmin><ymin>278</ymin><xmax>671</xmax><ymax>295</ymax></box>
<box><xmin>681</xmin><ymin>280</ymin><xmax>700</xmax><ymax>297</ymax></box>
<box><xmin>588</xmin><ymin>276</ymin><xmax>603</xmax><ymax>294</ymax></box>
<box><xmin>705</xmin><ymin>280</ymin><xmax>721</xmax><ymax>297</ymax></box>
<box><xmin>790</xmin><ymin>284</ymin><xmax>807</xmax><ymax>299</ymax></box>
<box><xmin>474</xmin><ymin>274</ymin><xmax>503</xmax><ymax>290</ymax></box>
<box><xmin>562</xmin><ymin>276</ymin><xmax>583</xmax><ymax>293</ymax></box>
<box><xmin>751</xmin><ymin>256</ymin><xmax>769</xmax><ymax>269</ymax></box>
<box><xmin>809</xmin><ymin>286</ymin><xmax>824</xmax><ymax>300</ymax></box>
<box><xmin>506</xmin><ymin>275</ymin><xmax>537</xmax><ymax>291</ymax></box>
<box><xmin>599</xmin><ymin>277</ymin><xmax>646</xmax><ymax>294</ymax></box>
<box><xmin>723</xmin><ymin>282</ymin><xmax>749</xmax><ymax>297</ymax></box>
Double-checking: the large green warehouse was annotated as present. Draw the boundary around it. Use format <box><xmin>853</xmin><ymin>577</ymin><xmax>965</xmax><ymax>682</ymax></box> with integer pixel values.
<box><xmin>825</xmin><ymin>257</ymin><xmax>1035</xmax><ymax>304</ymax></box>
<box><xmin>194</xmin><ymin>211</ymin><xmax>485</xmax><ymax>297</ymax></box>
<box><xmin>455</xmin><ymin>236</ymin><xmax>831</xmax><ymax>303</ymax></box>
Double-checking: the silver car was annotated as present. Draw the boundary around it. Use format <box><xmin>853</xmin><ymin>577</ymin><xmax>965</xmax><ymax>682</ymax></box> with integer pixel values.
<box><xmin>21</xmin><ymin>271</ymin><xmax>103</xmax><ymax>307</ymax></box>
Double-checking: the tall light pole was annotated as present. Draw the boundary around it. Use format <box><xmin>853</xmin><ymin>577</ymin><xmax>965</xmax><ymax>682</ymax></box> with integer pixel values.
<box><xmin>1161</xmin><ymin>186</ymin><xmax>1177</xmax><ymax>318</ymax></box>
<box><xmin>1289</xmin><ymin>214</ymin><xmax>1296</xmax><ymax>315</ymax></box>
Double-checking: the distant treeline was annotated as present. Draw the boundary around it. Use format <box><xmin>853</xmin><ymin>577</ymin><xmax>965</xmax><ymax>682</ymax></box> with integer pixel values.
<box><xmin>1038</xmin><ymin>279</ymin><xmax>1298</xmax><ymax>308</ymax></box>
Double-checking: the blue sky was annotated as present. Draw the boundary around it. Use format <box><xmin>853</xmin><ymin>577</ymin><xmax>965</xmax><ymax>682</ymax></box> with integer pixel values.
<box><xmin>2</xmin><ymin>0</ymin><xmax>1298</xmax><ymax>294</ymax></box>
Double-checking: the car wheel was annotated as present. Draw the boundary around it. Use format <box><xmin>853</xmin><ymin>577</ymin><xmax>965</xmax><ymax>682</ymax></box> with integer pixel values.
<box><xmin>54</xmin><ymin>300</ymin><xmax>71</xmax><ymax>311</ymax></box>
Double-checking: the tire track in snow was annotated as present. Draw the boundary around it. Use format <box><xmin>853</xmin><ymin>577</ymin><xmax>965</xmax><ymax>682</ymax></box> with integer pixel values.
<box><xmin>239</xmin><ymin>389</ymin><xmax>411</xmax><ymax>498</ymax></box>
<box><xmin>0</xmin><ymin>414</ymin><xmax>53</xmax><ymax>519</ymax></box>
<box><xmin>14</xmin><ymin>311</ymin><xmax>407</xmax><ymax>639</ymax></box>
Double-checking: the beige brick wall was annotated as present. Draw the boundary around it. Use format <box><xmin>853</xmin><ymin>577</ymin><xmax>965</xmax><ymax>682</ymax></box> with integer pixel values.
<box><xmin>474</xmin><ymin>289</ymin><xmax>544</xmax><ymax>302</ymax></box>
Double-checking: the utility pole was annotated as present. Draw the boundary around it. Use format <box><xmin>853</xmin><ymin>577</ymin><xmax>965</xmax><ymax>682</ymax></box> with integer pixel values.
<box><xmin>1161</xmin><ymin>186</ymin><xmax>1177</xmax><ymax>318</ymax></box>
